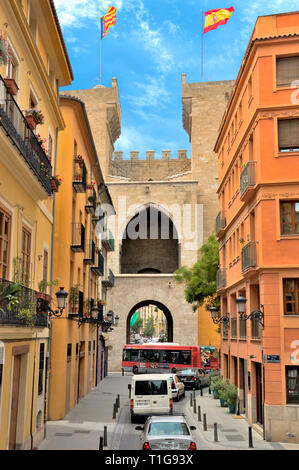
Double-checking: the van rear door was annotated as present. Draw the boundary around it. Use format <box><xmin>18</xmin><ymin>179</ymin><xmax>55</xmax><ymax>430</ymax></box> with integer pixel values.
<box><xmin>150</xmin><ymin>379</ymin><xmax>171</xmax><ymax>414</ymax></box>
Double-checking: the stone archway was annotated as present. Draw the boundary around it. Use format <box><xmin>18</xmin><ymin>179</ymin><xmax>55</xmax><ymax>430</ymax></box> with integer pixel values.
<box><xmin>126</xmin><ymin>300</ymin><xmax>174</xmax><ymax>344</ymax></box>
<box><xmin>120</xmin><ymin>204</ymin><xmax>179</xmax><ymax>274</ymax></box>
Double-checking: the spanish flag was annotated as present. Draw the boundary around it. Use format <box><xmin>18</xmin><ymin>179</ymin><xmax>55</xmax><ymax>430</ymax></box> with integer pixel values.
<box><xmin>203</xmin><ymin>7</ymin><xmax>234</xmax><ymax>34</ymax></box>
<box><xmin>101</xmin><ymin>6</ymin><xmax>117</xmax><ymax>39</ymax></box>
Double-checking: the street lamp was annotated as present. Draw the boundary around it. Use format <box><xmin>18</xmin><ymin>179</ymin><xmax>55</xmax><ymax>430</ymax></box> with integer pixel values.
<box><xmin>235</xmin><ymin>295</ymin><xmax>264</xmax><ymax>328</ymax></box>
<box><xmin>47</xmin><ymin>287</ymin><xmax>68</xmax><ymax>317</ymax></box>
<box><xmin>209</xmin><ymin>306</ymin><xmax>230</xmax><ymax>326</ymax></box>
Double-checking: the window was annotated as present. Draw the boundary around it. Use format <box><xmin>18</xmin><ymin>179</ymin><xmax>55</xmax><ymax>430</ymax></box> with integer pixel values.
<box><xmin>67</xmin><ymin>343</ymin><xmax>72</xmax><ymax>360</ymax></box>
<box><xmin>38</xmin><ymin>343</ymin><xmax>45</xmax><ymax>395</ymax></box>
<box><xmin>278</xmin><ymin>119</ymin><xmax>299</xmax><ymax>152</ymax></box>
<box><xmin>135</xmin><ymin>380</ymin><xmax>168</xmax><ymax>396</ymax></box>
<box><xmin>148</xmin><ymin>422</ymin><xmax>190</xmax><ymax>436</ymax></box>
<box><xmin>281</xmin><ymin>201</ymin><xmax>299</xmax><ymax>234</ymax></box>
<box><xmin>283</xmin><ymin>279</ymin><xmax>299</xmax><ymax>315</ymax></box>
<box><xmin>48</xmin><ymin>133</ymin><xmax>53</xmax><ymax>162</ymax></box>
<box><xmin>277</xmin><ymin>56</ymin><xmax>299</xmax><ymax>87</ymax></box>
<box><xmin>0</xmin><ymin>207</ymin><xmax>11</xmax><ymax>279</ymax></box>
<box><xmin>21</xmin><ymin>226</ymin><xmax>31</xmax><ymax>285</ymax></box>
<box><xmin>42</xmin><ymin>249</ymin><xmax>48</xmax><ymax>283</ymax></box>
<box><xmin>286</xmin><ymin>367</ymin><xmax>299</xmax><ymax>404</ymax></box>
<box><xmin>7</xmin><ymin>50</ymin><xmax>17</xmax><ymax>81</ymax></box>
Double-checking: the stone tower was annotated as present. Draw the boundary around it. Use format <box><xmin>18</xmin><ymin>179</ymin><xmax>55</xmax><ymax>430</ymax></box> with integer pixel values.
<box><xmin>68</xmin><ymin>75</ymin><xmax>234</xmax><ymax>371</ymax></box>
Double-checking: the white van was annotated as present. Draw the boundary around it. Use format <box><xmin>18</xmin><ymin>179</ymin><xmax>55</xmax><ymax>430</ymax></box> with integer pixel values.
<box><xmin>130</xmin><ymin>374</ymin><xmax>173</xmax><ymax>423</ymax></box>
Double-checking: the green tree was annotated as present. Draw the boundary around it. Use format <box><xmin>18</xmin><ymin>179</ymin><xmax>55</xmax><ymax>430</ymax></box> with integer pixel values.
<box><xmin>131</xmin><ymin>316</ymin><xmax>144</xmax><ymax>334</ymax></box>
<box><xmin>174</xmin><ymin>233</ymin><xmax>219</xmax><ymax>311</ymax></box>
<box><xmin>144</xmin><ymin>315</ymin><xmax>155</xmax><ymax>338</ymax></box>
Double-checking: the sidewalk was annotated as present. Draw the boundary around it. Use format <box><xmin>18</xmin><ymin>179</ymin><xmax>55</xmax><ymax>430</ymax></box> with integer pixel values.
<box><xmin>183</xmin><ymin>386</ymin><xmax>287</xmax><ymax>451</ymax></box>
<box><xmin>38</xmin><ymin>373</ymin><xmax>131</xmax><ymax>451</ymax></box>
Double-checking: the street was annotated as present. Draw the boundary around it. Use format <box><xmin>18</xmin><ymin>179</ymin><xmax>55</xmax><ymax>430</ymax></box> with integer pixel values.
<box><xmin>38</xmin><ymin>373</ymin><xmax>286</xmax><ymax>451</ymax></box>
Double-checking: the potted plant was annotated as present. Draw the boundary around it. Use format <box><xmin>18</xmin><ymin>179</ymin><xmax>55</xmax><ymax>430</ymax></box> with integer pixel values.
<box><xmin>0</xmin><ymin>36</ymin><xmax>9</xmax><ymax>65</ymax></box>
<box><xmin>86</xmin><ymin>180</ymin><xmax>96</xmax><ymax>190</ymax></box>
<box><xmin>218</xmin><ymin>379</ymin><xmax>230</xmax><ymax>407</ymax></box>
<box><xmin>222</xmin><ymin>383</ymin><xmax>238</xmax><ymax>413</ymax></box>
<box><xmin>50</xmin><ymin>175</ymin><xmax>63</xmax><ymax>192</ymax></box>
<box><xmin>69</xmin><ymin>285</ymin><xmax>80</xmax><ymax>314</ymax></box>
<box><xmin>74</xmin><ymin>155</ymin><xmax>84</xmax><ymax>167</ymax></box>
<box><xmin>16</xmin><ymin>291</ymin><xmax>37</xmax><ymax>327</ymax></box>
<box><xmin>25</xmin><ymin>108</ymin><xmax>45</xmax><ymax>130</ymax></box>
<box><xmin>37</xmin><ymin>279</ymin><xmax>58</xmax><ymax>303</ymax></box>
<box><xmin>209</xmin><ymin>371</ymin><xmax>221</xmax><ymax>398</ymax></box>
<box><xmin>97</xmin><ymin>299</ymin><xmax>106</xmax><ymax>306</ymax></box>
<box><xmin>0</xmin><ymin>281</ymin><xmax>21</xmax><ymax>313</ymax></box>
<box><xmin>4</xmin><ymin>77</ymin><xmax>19</xmax><ymax>95</ymax></box>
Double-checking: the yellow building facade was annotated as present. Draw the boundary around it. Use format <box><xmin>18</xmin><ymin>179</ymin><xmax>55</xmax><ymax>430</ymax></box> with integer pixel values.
<box><xmin>0</xmin><ymin>0</ymin><xmax>72</xmax><ymax>450</ymax></box>
<box><xmin>49</xmin><ymin>95</ymin><xmax>115</xmax><ymax>421</ymax></box>
<box><xmin>197</xmin><ymin>304</ymin><xmax>220</xmax><ymax>350</ymax></box>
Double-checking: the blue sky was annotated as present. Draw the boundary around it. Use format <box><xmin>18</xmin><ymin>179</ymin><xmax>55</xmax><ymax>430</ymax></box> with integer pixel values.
<box><xmin>54</xmin><ymin>0</ymin><xmax>299</xmax><ymax>160</ymax></box>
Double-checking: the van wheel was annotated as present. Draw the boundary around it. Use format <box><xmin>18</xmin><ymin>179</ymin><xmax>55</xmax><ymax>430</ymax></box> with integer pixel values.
<box><xmin>133</xmin><ymin>365</ymin><xmax>138</xmax><ymax>374</ymax></box>
<box><xmin>131</xmin><ymin>413</ymin><xmax>136</xmax><ymax>423</ymax></box>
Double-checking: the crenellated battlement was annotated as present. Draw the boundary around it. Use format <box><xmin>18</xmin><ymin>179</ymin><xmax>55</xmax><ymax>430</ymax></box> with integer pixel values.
<box><xmin>113</xmin><ymin>150</ymin><xmax>189</xmax><ymax>161</ymax></box>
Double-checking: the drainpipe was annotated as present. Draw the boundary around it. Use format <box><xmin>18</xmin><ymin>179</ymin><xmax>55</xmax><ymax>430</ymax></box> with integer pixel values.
<box><xmin>44</xmin><ymin>126</ymin><xmax>59</xmax><ymax>433</ymax></box>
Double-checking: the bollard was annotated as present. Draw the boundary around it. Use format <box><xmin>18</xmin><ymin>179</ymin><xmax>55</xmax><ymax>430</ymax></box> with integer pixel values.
<box><xmin>193</xmin><ymin>388</ymin><xmax>196</xmax><ymax>401</ymax></box>
<box><xmin>198</xmin><ymin>405</ymin><xmax>201</xmax><ymax>422</ymax></box>
<box><xmin>193</xmin><ymin>398</ymin><xmax>196</xmax><ymax>414</ymax></box>
<box><xmin>203</xmin><ymin>413</ymin><xmax>207</xmax><ymax>431</ymax></box>
<box><xmin>99</xmin><ymin>436</ymin><xmax>103</xmax><ymax>451</ymax></box>
<box><xmin>128</xmin><ymin>384</ymin><xmax>131</xmax><ymax>399</ymax></box>
<box><xmin>248</xmin><ymin>426</ymin><xmax>254</xmax><ymax>448</ymax></box>
<box><xmin>214</xmin><ymin>423</ymin><xmax>218</xmax><ymax>442</ymax></box>
<box><xmin>112</xmin><ymin>403</ymin><xmax>117</xmax><ymax>419</ymax></box>
<box><xmin>122</xmin><ymin>368</ymin><xmax>124</xmax><ymax>376</ymax></box>
<box><xmin>117</xmin><ymin>394</ymin><xmax>120</xmax><ymax>409</ymax></box>
<box><xmin>209</xmin><ymin>387</ymin><xmax>211</xmax><ymax>395</ymax></box>
<box><xmin>200</xmin><ymin>386</ymin><xmax>203</xmax><ymax>397</ymax></box>
<box><xmin>190</xmin><ymin>393</ymin><xmax>193</xmax><ymax>407</ymax></box>
<box><xmin>104</xmin><ymin>426</ymin><xmax>108</xmax><ymax>447</ymax></box>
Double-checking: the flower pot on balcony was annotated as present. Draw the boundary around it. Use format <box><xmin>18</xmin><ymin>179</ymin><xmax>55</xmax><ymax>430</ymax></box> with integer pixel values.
<box><xmin>26</xmin><ymin>115</ymin><xmax>37</xmax><ymax>130</ymax></box>
<box><xmin>51</xmin><ymin>179</ymin><xmax>59</xmax><ymax>192</ymax></box>
<box><xmin>4</xmin><ymin>78</ymin><xmax>19</xmax><ymax>95</ymax></box>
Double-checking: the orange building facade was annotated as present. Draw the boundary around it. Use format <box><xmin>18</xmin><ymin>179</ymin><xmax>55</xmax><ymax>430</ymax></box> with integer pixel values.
<box><xmin>215</xmin><ymin>12</ymin><xmax>299</xmax><ymax>443</ymax></box>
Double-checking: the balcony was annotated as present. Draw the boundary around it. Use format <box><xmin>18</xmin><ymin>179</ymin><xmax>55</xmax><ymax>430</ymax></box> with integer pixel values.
<box><xmin>85</xmin><ymin>187</ymin><xmax>97</xmax><ymax>215</ymax></box>
<box><xmin>91</xmin><ymin>251</ymin><xmax>104</xmax><ymax>276</ymax></box>
<box><xmin>216</xmin><ymin>211</ymin><xmax>226</xmax><ymax>237</ymax></box>
<box><xmin>102</xmin><ymin>269</ymin><xmax>115</xmax><ymax>288</ymax></box>
<box><xmin>83</xmin><ymin>240</ymin><xmax>95</xmax><ymax>265</ymax></box>
<box><xmin>241</xmin><ymin>242</ymin><xmax>257</xmax><ymax>273</ymax></box>
<box><xmin>240</xmin><ymin>162</ymin><xmax>256</xmax><ymax>202</ymax></box>
<box><xmin>102</xmin><ymin>230</ymin><xmax>115</xmax><ymax>252</ymax></box>
<box><xmin>0</xmin><ymin>76</ymin><xmax>52</xmax><ymax>195</ymax></box>
<box><xmin>71</xmin><ymin>223</ymin><xmax>85</xmax><ymax>252</ymax></box>
<box><xmin>0</xmin><ymin>279</ymin><xmax>48</xmax><ymax>327</ymax></box>
<box><xmin>72</xmin><ymin>157</ymin><xmax>87</xmax><ymax>193</ymax></box>
<box><xmin>216</xmin><ymin>268</ymin><xmax>226</xmax><ymax>290</ymax></box>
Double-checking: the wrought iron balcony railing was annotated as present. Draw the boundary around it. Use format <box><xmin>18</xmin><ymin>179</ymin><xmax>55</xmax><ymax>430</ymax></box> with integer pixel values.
<box><xmin>102</xmin><ymin>269</ymin><xmax>115</xmax><ymax>288</ymax></box>
<box><xmin>71</xmin><ymin>223</ymin><xmax>85</xmax><ymax>252</ymax></box>
<box><xmin>216</xmin><ymin>211</ymin><xmax>226</xmax><ymax>235</ymax></box>
<box><xmin>0</xmin><ymin>76</ymin><xmax>52</xmax><ymax>195</ymax></box>
<box><xmin>241</xmin><ymin>242</ymin><xmax>257</xmax><ymax>273</ymax></box>
<box><xmin>85</xmin><ymin>187</ymin><xmax>97</xmax><ymax>215</ymax></box>
<box><xmin>72</xmin><ymin>157</ymin><xmax>87</xmax><ymax>193</ymax></box>
<box><xmin>240</xmin><ymin>161</ymin><xmax>256</xmax><ymax>198</ymax></box>
<box><xmin>83</xmin><ymin>240</ymin><xmax>95</xmax><ymax>265</ymax></box>
<box><xmin>102</xmin><ymin>230</ymin><xmax>115</xmax><ymax>252</ymax></box>
<box><xmin>0</xmin><ymin>279</ymin><xmax>48</xmax><ymax>327</ymax></box>
<box><xmin>216</xmin><ymin>268</ymin><xmax>226</xmax><ymax>290</ymax></box>
<box><xmin>91</xmin><ymin>251</ymin><xmax>104</xmax><ymax>276</ymax></box>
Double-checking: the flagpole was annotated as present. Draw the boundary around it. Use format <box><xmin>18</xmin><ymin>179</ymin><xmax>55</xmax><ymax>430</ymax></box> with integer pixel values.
<box><xmin>201</xmin><ymin>11</ymin><xmax>204</xmax><ymax>82</ymax></box>
<box><xmin>100</xmin><ymin>37</ymin><xmax>102</xmax><ymax>85</ymax></box>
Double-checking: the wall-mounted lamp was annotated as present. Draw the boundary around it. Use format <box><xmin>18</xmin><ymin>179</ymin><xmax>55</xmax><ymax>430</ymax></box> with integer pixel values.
<box><xmin>46</xmin><ymin>287</ymin><xmax>68</xmax><ymax>318</ymax></box>
<box><xmin>236</xmin><ymin>295</ymin><xmax>264</xmax><ymax>329</ymax></box>
<box><xmin>209</xmin><ymin>306</ymin><xmax>230</xmax><ymax>326</ymax></box>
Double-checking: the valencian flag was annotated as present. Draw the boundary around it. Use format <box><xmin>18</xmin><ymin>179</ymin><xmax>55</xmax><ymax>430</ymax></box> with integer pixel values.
<box><xmin>130</xmin><ymin>311</ymin><xmax>139</xmax><ymax>327</ymax></box>
<box><xmin>101</xmin><ymin>6</ymin><xmax>117</xmax><ymax>39</ymax></box>
<box><xmin>203</xmin><ymin>7</ymin><xmax>234</xmax><ymax>34</ymax></box>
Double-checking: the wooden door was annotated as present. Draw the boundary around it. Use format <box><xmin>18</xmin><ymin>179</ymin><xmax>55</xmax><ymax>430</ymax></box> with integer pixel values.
<box><xmin>256</xmin><ymin>363</ymin><xmax>263</xmax><ymax>425</ymax></box>
<box><xmin>9</xmin><ymin>355</ymin><xmax>21</xmax><ymax>450</ymax></box>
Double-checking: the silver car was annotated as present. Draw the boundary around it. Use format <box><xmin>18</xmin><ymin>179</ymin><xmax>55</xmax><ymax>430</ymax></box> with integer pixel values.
<box><xmin>135</xmin><ymin>414</ymin><xmax>197</xmax><ymax>450</ymax></box>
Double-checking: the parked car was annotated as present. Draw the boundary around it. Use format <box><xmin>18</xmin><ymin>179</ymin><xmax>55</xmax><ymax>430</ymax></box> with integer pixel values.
<box><xmin>176</xmin><ymin>368</ymin><xmax>210</xmax><ymax>389</ymax></box>
<box><xmin>130</xmin><ymin>374</ymin><xmax>173</xmax><ymax>423</ymax></box>
<box><xmin>166</xmin><ymin>374</ymin><xmax>185</xmax><ymax>401</ymax></box>
<box><xmin>135</xmin><ymin>414</ymin><xmax>197</xmax><ymax>450</ymax></box>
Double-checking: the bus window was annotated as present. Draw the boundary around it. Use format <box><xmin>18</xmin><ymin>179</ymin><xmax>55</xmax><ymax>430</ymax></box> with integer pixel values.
<box><xmin>140</xmin><ymin>349</ymin><xmax>151</xmax><ymax>362</ymax></box>
<box><xmin>180</xmin><ymin>351</ymin><xmax>191</xmax><ymax>365</ymax></box>
<box><xmin>123</xmin><ymin>349</ymin><xmax>140</xmax><ymax>362</ymax></box>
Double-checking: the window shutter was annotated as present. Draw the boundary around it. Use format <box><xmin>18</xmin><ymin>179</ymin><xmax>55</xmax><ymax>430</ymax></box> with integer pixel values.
<box><xmin>278</xmin><ymin>119</ymin><xmax>299</xmax><ymax>149</ymax></box>
<box><xmin>277</xmin><ymin>56</ymin><xmax>299</xmax><ymax>86</ymax></box>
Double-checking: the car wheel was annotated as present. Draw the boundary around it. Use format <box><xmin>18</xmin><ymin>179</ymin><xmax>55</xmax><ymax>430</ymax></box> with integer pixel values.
<box><xmin>133</xmin><ymin>365</ymin><xmax>138</xmax><ymax>374</ymax></box>
<box><xmin>131</xmin><ymin>413</ymin><xmax>137</xmax><ymax>423</ymax></box>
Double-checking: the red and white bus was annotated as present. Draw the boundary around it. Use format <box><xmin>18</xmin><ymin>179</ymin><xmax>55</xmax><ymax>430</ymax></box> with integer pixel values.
<box><xmin>122</xmin><ymin>343</ymin><xmax>219</xmax><ymax>374</ymax></box>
